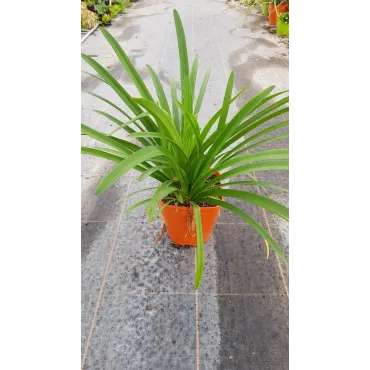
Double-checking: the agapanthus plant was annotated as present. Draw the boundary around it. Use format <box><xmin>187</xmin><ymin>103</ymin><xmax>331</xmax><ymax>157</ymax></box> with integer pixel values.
<box><xmin>81</xmin><ymin>9</ymin><xmax>289</xmax><ymax>289</ymax></box>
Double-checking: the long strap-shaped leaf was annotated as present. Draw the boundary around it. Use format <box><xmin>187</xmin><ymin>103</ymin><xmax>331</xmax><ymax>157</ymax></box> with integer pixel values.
<box><xmin>81</xmin><ymin>147</ymin><xmax>123</xmax><ymax>163</ymax></box>
<box><xmin>203</xmin><ymin>197</ymin><xmax>287</xmax><ymax>265</ymax></box>
<box><xmin>81</xmin><ymin>54</ymin><xmax>157</xmax><ymax>134</ymax></box>
<box><xmin>222</xmin><ymin>105</ymin><xmax>289</xmax><ymax>152</ymax></box>
<box><xmin>219</xmin><ymin>120</ymin><xmax>289</xmax><ymax>163</ymax></box>
<box><xmin>194</xmin><ymin>68</ymin><xmax>211</xmax><ymax>116</ymax></box>
<box><xmin>133</xmin><ymin>97</ymin><xmax>183</xmax><ymax>149</ymax></box>
<box><xmin>139</xmin><ymin>165</ymin><xmax>168</xmax><ymax>182</ymax></box>
<box><xmin>95</xmin><ymin>110</ymin><xmax>148</xmax><ymax>135</ymax></box>
<box><xmin>195</xmin><ymin>87</ymin><xmax>276</xmax><ymax>179</ymax></box>
<box><xmin>190</xmin><ymin>55</ymin><xmax>198</xmax><ymax>102</ymax></box>
<box><xmin>146</xmin><ymin>65</ymin><xmax>171</xmax><ymax>113</ymax></box>
<box><xmin>198</xmin><ymin>189</ymin><xmax>289</xmax><ymax>221</ymax></box>
<box><xmin>191</xmin><ymin>160</ymin><xmax>289</xmax><ymax>197</ymax></box>
<box><xmin>81</xmin><ymin>124</ymin><xmax>132</xmax><ymax>156</ymax></box>
<box><xmin>96</xmin><ymin>146</ymin><xmax>165</xmax><ymax>194</ymax></box>
<box><xmin>145</xmin><ymin>180</ymin><xmax>177</xmax><ymax>220</ymax></box>
<box><xmin>205</xmin><ymin>149</ymin><xmax>289</xmax><ymax>182</ymax></box>
<box><xmin>200</xmin><ymin>82</ymin><xmax>249</xmax><ymax>144</ymax></box>
<box><xmin>191</xmin><ymin>202</ymin><xmax>204</xmax><ymax>290</ymax></box>
<box><xmin>100</xmin><ymin>27</ymin><xmax>154</xmax><ymax>101</ymax></box>
<box><xmin>218</xmin><ymin>72</ymin><xmax>234</xmax><ymax>129</ymax></box>
<box><xmin>173</xmin><ymin>9</ymin><xmax>192</xmax><ymax>116</ymax></box>
<box><xmin>83</xmin><ymin>90</ymin><xmax>132</xmax><ymax>120</ymax></box>
<box><xmin>222</xmin><ymin>180</ymin><xmax>288</xmax><ymax>193</ymax></box>
<box><xmin>170</xmin><ymin>77</ymin><xmax>181</xmax><ymax>133</ymax></box>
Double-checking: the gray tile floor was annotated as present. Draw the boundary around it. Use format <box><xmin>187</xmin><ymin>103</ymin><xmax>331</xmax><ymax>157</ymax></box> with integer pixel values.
<box><xmin>81</xmin><ymin>0</ymin><xmax>289</xmax><ymax>369</ymax></box>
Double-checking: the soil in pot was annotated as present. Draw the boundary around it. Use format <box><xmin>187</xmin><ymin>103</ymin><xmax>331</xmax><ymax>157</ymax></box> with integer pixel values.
<box><xmin>159</xmin><ymin>173</ymin><xmax>222</xmax><ymax>246</ymax></box>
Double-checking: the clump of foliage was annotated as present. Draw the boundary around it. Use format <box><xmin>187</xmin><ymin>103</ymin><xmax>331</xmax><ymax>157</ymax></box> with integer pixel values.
<box><xmin>82</xmin><ymin>0</ymin><xmax>129</xmax><ymax>27</ymax></box>
<box><xmin>109</xmin><ymin>4</ymin><xmax>122</xmax><ymax>18</ymax></box>
<box><xmin>81</xmin><ymin>10</ymin><xmax>289</xmax><ymax>289</ymax></box>
<box><xmin>278</xmin><ymin>12</ymin><xmax>289</xmax><ymax>24</ymax></box>
<box><xmin>100</xmin><ymin>13</ymin><xmax>112</xmax><ymax>25</ymax></box>
<box><xmin>81</xmin><ymin>2</ymin><xmax>98</xmax><ymax>29</ymax></box>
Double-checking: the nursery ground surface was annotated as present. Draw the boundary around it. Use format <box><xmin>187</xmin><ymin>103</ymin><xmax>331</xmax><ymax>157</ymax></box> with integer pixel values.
<box><xmin>81</xmin><ymin>0</ymin><xmax>289</xmax><ymax>369</ymax></box>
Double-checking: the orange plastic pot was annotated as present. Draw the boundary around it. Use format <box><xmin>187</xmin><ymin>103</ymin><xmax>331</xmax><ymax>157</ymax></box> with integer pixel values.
<box><xmin>158</xmin><ymin>172</ymin><xmax>222</xmax><ymax>247</ymax></box>
<box><xmin>268</xmin><ymin>3</ymin><xmax>289</xmax><ymax>25</ymax></box>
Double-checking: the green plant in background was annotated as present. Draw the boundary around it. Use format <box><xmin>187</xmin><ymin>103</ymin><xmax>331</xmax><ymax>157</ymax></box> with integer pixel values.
<box><xmin>278</xmin><ymin>11</ymin><xmax>289</xmax><ymax>24</ymax></box>
<box><xmin>112</xmin><ymin>0</ymin><xmax>127</xmax><ymax>11</ymax></box>
<box><xmin>109</xmin><ymin>4</ymin><xmax>121</xmax><ymax>18</ymax></box>
<box><xmin>81</xmin><ymin>10</ymin><xmax>289</xmax><ymax>289</ymax></box>
<box><xmin>100</xmin><ymin>13</ymin><xmax>111</xmax><ymax>25</ymax></box>
<box><xmin>277</xmin><ymin>11</ymin><xmax>289</xmax><ymax>36</ymax></box>
<box><xmin>261</xmin><ymin>0</ymin><xmax>269</xmax><ymax>16</ymax></box>
<box><xmin>81</xmin><ymin>2</ymin><xmax>98</xmax><ymax>29</ymax></box>
<box><xmin>94</xmin><ymin>3</ymin><xmax>108</xmax><ymax>15</ymax></box>
<box><xmin>242</xmin><ymin>0</ymin><xmax>263</xmax><ymax>25</ymax></box>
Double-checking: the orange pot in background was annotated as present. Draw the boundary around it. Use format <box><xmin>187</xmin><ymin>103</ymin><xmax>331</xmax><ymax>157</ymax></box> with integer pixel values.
<box><xmin>268</xmin><ymin>3</ymin><xmax>289</xmax><ymax>25</ymax></box>
<box><xmin>158</xmin><ymin>172</ymin><xmax>222</xmax><ymax>247</ymax></box>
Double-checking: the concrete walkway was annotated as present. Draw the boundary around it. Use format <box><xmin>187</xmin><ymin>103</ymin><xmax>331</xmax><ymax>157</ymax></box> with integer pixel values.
<box><xmin>81</xmin><ymin>0</ymin><xmax>289</xmax><ymax>369</ymax></box>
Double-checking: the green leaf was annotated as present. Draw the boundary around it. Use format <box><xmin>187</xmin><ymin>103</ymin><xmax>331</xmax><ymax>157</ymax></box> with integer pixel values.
<box><xmin>218</xmin><ymin>72</ymin><xmax>234</xmax><ymax>129</ymax></box>
<box><xmin>132</xmin><ymin>97</ymin><xmax>183</xmax><ymax>148</ymax></box>
<box><xmin>191</xmin><ymin>202</ymin><xmax>204</xmax><ymax>290</ymax></box>
<box><xmin>96</xmin><ymin>147</ymin><xmax>165</xmax><ymax>194</ymax></box>
<box><xmin>200</xmin><ymin>81</ymin><xmax>249</xmax><ymax>146</ymax></box>
<box><xmin>83</xmin><ymin>90</ymin><xmax>132</xmax><ymax>120</ymax></box>
<box><xmin>198</xmin><ymin>189</ymin><xmax>289</xmax><ymax>221</ymax></box>
<box><xmin>81</xmin><ymin>147</ymin><xmax>123</xmax><ymax>162</ymax></box>
<box><xmin>203</xmin><ymin>198</ymin><xmax>287</xmax><ymax>264</ymax></box>
<box><xmin>222</xmin><ymin>180</ymin><xmax>288</xmax><ymax>193</ymax></box>
<box><xmin>212</xmin><ymin>149</ymin><xmax>289</xmax><ymax>174</ymax></box>
<box><xmin>191</xmin><ymin>159</ymin><xmax>288</xmax><ymax>198</ymax></box>
<box><xmin>194</xmin><ymin>68</ymin><xmax>211</xmax><ymax>116</ymax></box>
<box><xmin>93</xmin><ymin>110</ymin><xmax>147</xmax><ymax>135</ymax></box>
<box><xmin>81</xmin><ymin>54</ymin><xmax>157</xmax><ymax>133</ymax></box>
<box><xmin>170</xmin><ymin>77</ymin><xmax>181</xmax><ymax>133</ymax></box>
<box><xmin>145</xmin><ymin>180</ymin><xmax>177</xmax><ymax>220</ymax></box>
<box><xmin>219</xmin><ymin>120</ymin><xmax>289</xmax><ymax>163</ymax></box>
<box><xmin>146</xmin><ymin>65</ymin><xmax>171</xmax><ymax>113</ymax></box>
<box><xmin>139</xmin><ymin>165</ymin><xmax>168</xmax><ymax>181</ymax></box>
<box><xmin>116</xmin><ymin>187</ymin><xmax>157</xmax><ymax>204</ymax></box>
<box><xmin>123</xmin><ymin>198</ymin><xmax>151</xmax><ymax>213</ymax></box>
<box><xmin>245</xmin><ymin>133</ymin><xmax>289</xmax><ymax>151</ymax></box>
<box><xmin>81</xmin><ymin>124</ymin><xmax>132</xmax><ymax>156</ymax></box>
<box><xmin>100</xmin><ymin>27</ymin><xmax>154</xmax><ymax>101</ymax></box>
<box><xmin>173</xmin><ymin>9</ymin><xmax>192</xmax><ymax>115</ymax></box>
<box><xmin>190</xmin><ymin>55</ymin><xmax>198</xmax><ymax>100</ymax></box>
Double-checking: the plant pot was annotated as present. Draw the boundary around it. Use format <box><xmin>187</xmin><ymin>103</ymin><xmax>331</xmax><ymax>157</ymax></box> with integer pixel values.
<box><xmin>276</xmin><ymin>17</ymin><xmax>289</xmax><ymax>36</ymax></box>
<box><xmin>158</xmin><ymin>172</ymin><xmax>222</xmax><ymax>247</ymax></box>
<box><xmin>268</xmin><ymin>3</ymin><xmax>288</xmax><ymax>25</ymax></box>
<box><xmin>262</xmin><ymin>2</ymin><xmax>269</xmax><ymax>16</ymax></box>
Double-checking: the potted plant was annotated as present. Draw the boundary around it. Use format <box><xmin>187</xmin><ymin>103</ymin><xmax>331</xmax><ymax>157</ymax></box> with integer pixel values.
<box><xmin>277</xmin><ymin>12</ymin><xmax>289</xmax><ymax>36</ymax></box>
<box><xmin>261</xmin><ymin>0</ymin><xmax>269</xmax><ymax>16</ymax></box>
<box><xmin>268</xmin><ymin>0</ymin><xmax>288</xmax><ymax>25</ymax></box>
<box><xmin>81</xmin><ymin>10</ymin><xmax>289</xmax><ymax>289</ymax></box>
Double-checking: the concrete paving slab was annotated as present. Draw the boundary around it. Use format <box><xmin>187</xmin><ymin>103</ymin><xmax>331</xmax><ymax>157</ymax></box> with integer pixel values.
<box><xmin>81</xmin><ymin>173</ymin><xmax>131</xmax><ymax>222</ymax></box>
<box><xmin>84</xmin><ymin>294</ymin><xmax>196</xmax><ymax>370</ymax></box>
<box><xmin>105</xmin><ymin>222</ymin><xmax>195</xmax><ymax>293</ymax></box>
<box><xmin>81</xmin><ymin>222</ymin><xmax>118</xmax><ymax>342</ymax></box>
<box><xmin>199</xmin><ymin>294</ymin><xmax>288</xmax><ymax>370</ymax></box>
<box><xmin>200</xmin><ymin>224</ymin><xmax>285</xmax><ymax>295</ymax></box>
